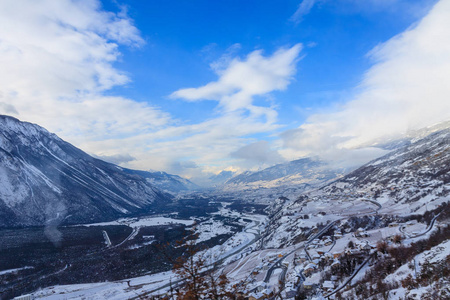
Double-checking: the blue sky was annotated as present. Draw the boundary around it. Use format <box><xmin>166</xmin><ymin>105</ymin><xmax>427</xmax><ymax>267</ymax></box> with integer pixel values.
<box><xmin>105</xmin><ymin>0</ymin><xmax>431</xmax><ymax>125</ymax></box>
<box><xmin>1</xmin><ymin>0</ymin><xmax>450</xmax><ymax>185</ymax></box>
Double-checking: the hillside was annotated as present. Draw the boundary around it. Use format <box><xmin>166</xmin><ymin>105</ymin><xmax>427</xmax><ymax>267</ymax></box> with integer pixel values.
<box><xmin>223</xmin><ymin>157</ymin><xmax>346</xmax><ymax>191</ymax></box>
<box><xmin>318</xmin><ymin>127</ymin><xmax>450</xmax><ymax>215</ymax></box>
<box><xmin>3</xmin><ymin>121</ymin><xmax>449</xmax><ymax>300</ymax></box>
<box><xmin>0</xmin><ymin>115</ymin><xmax>175</xmax><ymax>227</ymax></box>
<box><xmin>122</xmin><ymin>169</ymin><xmax>199</xmax><ymax>193</ymax></box>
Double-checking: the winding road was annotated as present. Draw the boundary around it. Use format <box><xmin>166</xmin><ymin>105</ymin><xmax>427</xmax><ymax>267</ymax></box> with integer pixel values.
<box><xmin>129</xmin><ymin>217</ymin><xmax>264</xmax><ymax>299</ymax></box>
<box><xmin>262</xmin><ymin>220</ymin><xmax>339</xmax><ymax>299</ymax></box>
<box><xmin>323</xmin><ymin>254</ymin><xmax>374</xmax><ymax>298</ymax></box>
<box><xmin>400</xmin><ymin>213</ymin><xmax>441</xmax><ymax>239</ymax></box>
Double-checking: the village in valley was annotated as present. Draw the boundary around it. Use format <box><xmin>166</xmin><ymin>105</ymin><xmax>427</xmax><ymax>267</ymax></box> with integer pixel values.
<box><xmin>27</xmin><ymin>192</ymin><xmax>449</xmax><ymax>300</ymax></box>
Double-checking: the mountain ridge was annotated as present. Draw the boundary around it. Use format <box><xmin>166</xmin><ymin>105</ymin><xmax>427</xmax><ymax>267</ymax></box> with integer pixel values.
<box><xmin>0</xmin><ymin>115</ymin><xmax>180</xmax><ymax>227</ymax></box>
<box><xmin>222</xmin><ymin>157</ymin><xmax>347</xmax><ymax>192</ymax></box>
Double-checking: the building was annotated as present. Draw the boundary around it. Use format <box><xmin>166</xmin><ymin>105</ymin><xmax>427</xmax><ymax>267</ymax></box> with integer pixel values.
<box><xmin>354</xmin><ymin>227</ymin><xmax>371</xmax><ymax>237</ymax></box>
<box><xmin>321</xmin><ymin>252</ymin><xmax>331</xmax><ymax>262</ymax></box>
<box><xmin>285</xmin><ymin>290</ymin><xmax>297</xmax><ymax>299</ymax></box>
<box><xmin>324</xmin><ymin>239</ymin><xmax>333</xmax><ymax>246</ymax></box>
<box><xmin>360</xmin><ymin>242</ymin><xmax>372</xmax><ymax>252</ymax></box>
<box><xmin>255</xmin><ymin>285</ymin><xmax>265</xmax><ymax>292</ymax></box>
<box><xmin>304</xmin><ymin>263</ymin><xmax>316</xmax><ymax>276</ymax></box>
<box><xmin>303</xmin><ymin>281</ymin><xmax>314</xmax><ymax>289</ymax></box>
<box><xmin>248</xmin><ymin>292</ymin><xmax>265</xmax><ymax>300</ymax></box>
<box><xmin>296</xmin><ymin>254</ymin><xmax>308</xmax><ymax>263</ymax></box>
<box><xmin>345</xmin><ymin>248</ymin><xmax>361</xmax><ymax>255</ymax></box>
<box><xmin>331</xmin><ymin>260</ymin><xmax>341</xmax><ymax>269</ymax></box>
<box><xmin>322</xmin><ymin>280</ymin><xmax>335</xmax><ymax>291</ymax></box>
<box><xmin>334</xmin><ymin>232</ymin><xmax>343</xmax><ymax>239</ymax></box>
<box><xmin>360</xmin><ymin>231</ymin><xmax>370</xmax><ymax>237</ymax></box>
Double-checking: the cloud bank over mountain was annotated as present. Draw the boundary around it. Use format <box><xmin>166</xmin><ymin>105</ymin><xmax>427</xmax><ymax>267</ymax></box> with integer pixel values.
<box><xmin>281</xmin><ymin>0</ymin><xmax>450</xmax><ymax>167</ymax></box>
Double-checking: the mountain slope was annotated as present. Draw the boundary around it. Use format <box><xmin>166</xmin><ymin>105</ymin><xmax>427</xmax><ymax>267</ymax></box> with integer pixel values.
<box><xmin>260</xmin><ymin>127</ymin><xmax>450</xmax><ymax>249</ymax></box>
<box><xmin>0</xmin><ymin>115</ymin><xmax>172</xmax><ymax>227</ymax></box>
<box><xmin>122</xmin><ymin>169</ymin><xmax>198</xmax><ymax>193</ymax></box>
<box><xmin>316</xmin><ymin>127</ymin><xmax>450</xmax><ymax>214</ymax></box>
<box><xmin>223</xmin><ymin>157</ymin><xmax>346</xmax><ymax>191</ymax></box>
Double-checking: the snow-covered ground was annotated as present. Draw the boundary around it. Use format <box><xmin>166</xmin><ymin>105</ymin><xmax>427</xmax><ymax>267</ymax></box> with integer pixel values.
<box><xmin>80</xmin><ymin>216</ymin><xmax>195</xmax><ymax>228</ymax></box>
<box><xmin>33</xmin><ymin>271</ymin><xmax>176</xmax><ymax>300</ymax></box>
<box><xmin>382</xmin><ymin>239</ymin><xmax>450</xmax><ymax>300</ymax></box>
<box><xmin>19</xmin><ymin>201</ymin><xmax>448</xmax><ymax>300</ymax></box>
<box><xmin>202</xmin><ymin>213</ymin><xmax>267</xmax><ymax>264</ymax></box>
<box><xmin>194</xmin><ymin>219</ymin><xmax>233</xmax><ymax>243</ymax></box>
<box><xmin>27</xmin><ymin>211</ymin><xmax>269</xmax><ymax>299</ymax></box>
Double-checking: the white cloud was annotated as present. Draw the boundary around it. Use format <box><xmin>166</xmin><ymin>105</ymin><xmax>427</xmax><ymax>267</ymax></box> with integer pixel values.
<box><xmin>171</xmin><ymin>45</ymin><xmax>302</xmax><ymax>115</ymax></box>
<box><xmin>0</xmin><ymin>0</ymin><xmax>303</xmax><ymax>183</ymax></box>
<box><xmin>283</xmin><ymin>0</ymin><xmax>450</xmax><ymax>166</ymax></box>
<box><xmin>0</xmin><ymin>0</ymin><xmax>170</xmax><ymax>143</ymax></box>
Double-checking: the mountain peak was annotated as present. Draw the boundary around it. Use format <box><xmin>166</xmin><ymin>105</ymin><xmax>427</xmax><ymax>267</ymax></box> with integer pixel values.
<box><xmin>0</xmin><ymin>115</ymin><xmax>176</xmax><ymax>227</ymax></box>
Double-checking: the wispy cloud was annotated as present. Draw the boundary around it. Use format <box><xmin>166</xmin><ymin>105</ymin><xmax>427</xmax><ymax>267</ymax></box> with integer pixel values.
<box><xmin>282</xmin><ymin>0</ymin><xmax>450</xmax><ymax>166</ymax></box>
<box><xmin>291</xmin><ymin>0</ymin><xmax>436</xmax><ymax>24</ymax></box>
<box><xmin>291</xmin><ymin>0</ymin><xmax>320</xmax><ymax>23</ymax></box>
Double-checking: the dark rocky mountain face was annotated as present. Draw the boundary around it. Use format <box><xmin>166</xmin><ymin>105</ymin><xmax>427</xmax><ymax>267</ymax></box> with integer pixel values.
<box><xmin>0</xmin><ymin>115</ymin><xmax>174</xmax><ymax>228</ymax></box>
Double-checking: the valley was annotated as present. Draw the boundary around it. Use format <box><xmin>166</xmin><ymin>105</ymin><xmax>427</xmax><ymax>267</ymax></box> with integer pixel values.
<box><xmin>0</xmin><ymin>199</ymin><xmax>266</xmax><ymax>299</ymax></box>
<box><xmin>5</xmin><ymin>193</ymin><xmax>447</xmax><ymax>300</ymax></box>
<box><xmin>1</xmin><ymin>116</ymin><xmax>449</xmax><ymax>300</ymax></box>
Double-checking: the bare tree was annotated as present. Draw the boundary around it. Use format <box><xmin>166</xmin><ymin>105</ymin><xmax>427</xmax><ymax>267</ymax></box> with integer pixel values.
<box><xmin>159</xmin><ymin>233</ymin><xmax>245</xmax><ymax>299</ymax></box>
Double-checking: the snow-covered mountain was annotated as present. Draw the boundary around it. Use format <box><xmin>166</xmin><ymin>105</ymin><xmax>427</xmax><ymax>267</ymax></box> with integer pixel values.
<box><xmin>208</xmin><ymin>170</ymin><xmax>235</xmax><ymax>186</ymax></box>
<box><xmin>0</xmin><ymin>115</ymin><xmax>176</xmax><ymax>227</ymax></box>
<box><xmin>122</xmin><ymin>169</ymin><xmax>199</xmax><ymax>193</ymax></box>
<box><xmin>4</xmin><ymin>118</ymin><xmax>450</xmax><ymax>299</ymax></box>
<box><xmin>259</xmin><ymin>127</ymin><xmax>450</xmax><ymax>249</ymax></box>
<box><xmin>222</xmin><ymin>157</ymin><xmax>346</xmax><ymax>191</ymax></box>
<box><xmin>318</xmin><ymin>127</ymin><xmax>450</xmax><ymax>213</ymax></box>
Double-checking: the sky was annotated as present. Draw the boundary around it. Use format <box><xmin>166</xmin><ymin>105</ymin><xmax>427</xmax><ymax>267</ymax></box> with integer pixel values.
<box><xmin>1</xmin><ymin>0</ymin><xmax>449</xmax><ymax>185</ymax></box>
